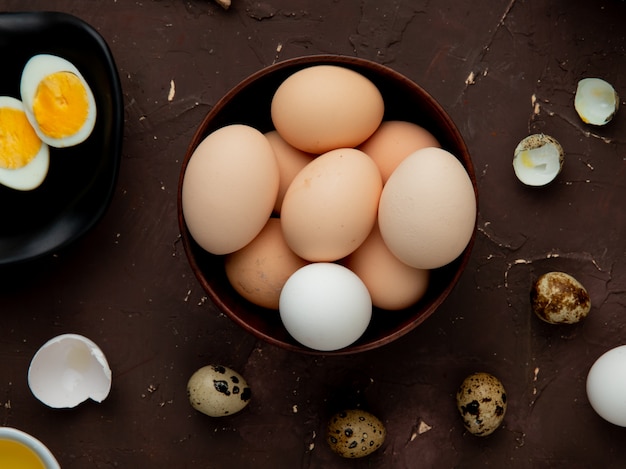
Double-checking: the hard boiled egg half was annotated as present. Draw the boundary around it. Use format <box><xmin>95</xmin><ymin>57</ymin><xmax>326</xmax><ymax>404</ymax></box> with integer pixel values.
<box><xmin>20</xmin><ymin>54</ymin><xmax>97</xmax><ymax>148</ymax></box>
<box><xmin>0</xmin><ymin>96</ymin><xmax>50</xmax><ymax>191</ymax></box>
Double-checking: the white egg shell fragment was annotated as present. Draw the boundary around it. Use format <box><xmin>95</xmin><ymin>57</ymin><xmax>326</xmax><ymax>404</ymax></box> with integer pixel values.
<box><xmin>586</xmin><ymin>345</ymin><xmax>626</xmax><ymax>426</ymax></box>
<box><xmin>0</xmin><ymin>96</ymin><xmax>50</xmax><ymax>191</ymax></box>
<box><xmin>28</xmin><ymin>334</ymin><xmax>112</xmax><ymax>408</ymax></box>
<box><xmin>378</xmin><ymin>147</ymin><xmax>476</xmax><ymax>270</ymax></box>
<box><xmin>279</xmin><ymin>263</ymin><xmax>372</xmax><ymax>351</ymax></box>
<box><xmin>456</xmin><ymin>372</ymin><xmax>507</xmax><ymax>436</ymax></box>
<box><xmin>574</xmin><ymin>78</ymin><xmax>619</xmax><ymax>126</ymax></box>
<box><xmin>20</xmin><ymin>54</ymin><xmax>97</xmax><ymax>148</ymax></box>
<box><xmin>513</xmin><ymin>134</ymin><xmax>564</xmax><ymax>187</ymax></box>
<box><xmin>530</xmin><ymin>271</ymin><xmax>591</xmax><ymax>324</ymax></box>
<box><xmin>187</xmin><ymin>365</ymin><xmax>252</xmax><ymax>417</ymax></box>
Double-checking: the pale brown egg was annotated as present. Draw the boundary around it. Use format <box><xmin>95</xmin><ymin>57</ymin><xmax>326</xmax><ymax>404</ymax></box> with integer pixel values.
<box><xmin>342</xmin><ymin>223</ymin><xmax>429</xmax><ymax>310</ymax></box>
<box><xmin>224</xmin><ymin>218</ymin><xmax>308</xmax><ymax>310</ymax></box>
<box><xmin>358</xmin><ymin>120</ymin><xmax>440</xmax><ymax>183</ymax></box>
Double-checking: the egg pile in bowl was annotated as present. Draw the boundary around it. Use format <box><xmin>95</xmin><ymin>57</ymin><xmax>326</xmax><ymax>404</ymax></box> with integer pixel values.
<box><xmin>0</xmin><ymin>54</ymin><xmax>96</xmax><ymax>191</ymax></box>
<box><xmin>177</xmin><ymin>55</ymin><xmax>477</xmax><ymax>355</ymax></box>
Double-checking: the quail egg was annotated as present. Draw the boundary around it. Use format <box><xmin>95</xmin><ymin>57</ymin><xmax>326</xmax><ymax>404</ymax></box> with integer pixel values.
<box><xmin>187</xmin><ymin>365</ymin><xmax>251</xmax><ymax>417</ymax></box>
<box><xmin>512</xmin><ymin>134</ymin><xmax>563</xmax><ymax>187</ymax></box>
<box><xmin>326</xmin><ymin>409</ymin><xmax>386</xmax><ymax>458</ymax></box>
<box><xmin>531</xmin><ymin>271</ymin><xmax>591</xmax><ymax>324</ymax></box>
<box><xmin>456</xmin><ymin>372</ymin><xmax>507</xmax><ymax>436</ymax></box>
<box><xmin>20</xmin><ymin>54</ymin><xmax>97</xmax><ymax>148</ymax></box>
<box><xmin>574</xmin><ymin>78</ymin><xmax>619</xmax><ymax>126</ymax></box>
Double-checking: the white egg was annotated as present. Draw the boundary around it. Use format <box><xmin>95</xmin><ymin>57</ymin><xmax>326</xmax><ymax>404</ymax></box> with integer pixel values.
<box><xmin>0</xmin><ymin>96</ymin><xmax>49</xmax><ymax>191</ymax></box>
<box><xmin>574</xmin><ymin>78</ymin><xmax>619</xmax><ymax>126</ymax></box>
<box><xmin>28</xmin><ymin>334</ymin><xmax>112</xmax><ymax>408</ymax></box>
<box><xmin>279</xmin><ymin>263</ymin><xmax>372</xmax><ymax>351</ymax></box>
<box><xmin>512</xmin><ymin>134</ymin><xmax>563</xmax><ymax>187</ymax></box>
<box><xmin>586</xmin><ymin>345</ymin><xmax>626</xmax><ymax>426</ymax></box>
<box><xmin>20</xmin><ymin>54</ymin><xmax>97</xmax><ymax>148</ymax></box>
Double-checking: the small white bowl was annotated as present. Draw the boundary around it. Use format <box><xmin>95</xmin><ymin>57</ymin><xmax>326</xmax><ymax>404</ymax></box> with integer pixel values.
<box><xmin>0</xmin><ymin>427</ymin><xmax>60</xmax><ymax>468</ymax></box>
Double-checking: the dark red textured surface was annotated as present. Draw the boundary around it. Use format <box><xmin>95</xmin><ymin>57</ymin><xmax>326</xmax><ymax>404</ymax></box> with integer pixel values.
<box><xmin>2</xmin><ymin>1</ymin><xmax>626</xmax><ymax>467</ymax></box>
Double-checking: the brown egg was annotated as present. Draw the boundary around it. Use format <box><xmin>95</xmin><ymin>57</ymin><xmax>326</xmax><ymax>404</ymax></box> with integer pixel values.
<box><xmin>225</xmin><ymin>218</ymin><xmax>308</xmax><ymax>309</ymax></box>
<box><xmin>531</xmin><ymin>271</ymin><xmax>591</xmax><ymax>324</ymax></box>
<box><xmin>456</xmin><ymin>372</ymin><xmax>507</xmax><ymax>436</ymax></box>
<box><xmin>343</xmin><ymin>222</ymin><xmax>429</xmax><ymax>310</ymax></box>
<box><xmin>264</xmin><ymin>130</ymin><xmax>315</xmax><ymax>214</ymax></box>
<box><xmin>326</xmin><ymin>409</ymin><xmax>386</xmax><ymax>458</ymax></box>
<box><xmin>358</xmin><ymin>120</ymin><xmax>440</xmax><ymax>183</ymax></box>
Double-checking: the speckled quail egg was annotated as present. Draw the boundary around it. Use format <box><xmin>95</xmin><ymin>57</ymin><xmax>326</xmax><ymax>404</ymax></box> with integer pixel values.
<box><xmin>456</xmin><ymin>372</ymin><xmax>507</xmax><ymax>436</ymax></box>
<box><xmin>327</xmin><ymin>409</ymin><xmax>386</xmax><ymax>458</ymax></box>
<box><xmin>574</xmin><ymin>77</ymin><xmax>619</xmax><ymax>126</ymax></box>
<box><xmin>531</xmin><ymin>271</ymin><xmax>591</xmax><ymax>324</ymax></box>
<box><xmin>187</xmin><ymin>365</ymin><xmax>251</xmax><ymax>417</ymax></box>
<box><xmin>0</xmin><ymin>96</ymin><xmax>50</xmax><ymax>191</ymax></box>
<box><xmin>512</xmin><ymin>134</ymin><xmax>563</xmax><ymax>186</ymax></box>
<box><xmin>20</xmin><ymin>54</ymin><xmax>97</xmax><ymax>148</ymax></box>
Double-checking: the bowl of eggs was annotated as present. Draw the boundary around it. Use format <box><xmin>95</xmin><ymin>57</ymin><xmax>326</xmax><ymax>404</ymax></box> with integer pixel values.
<box><xmin>177</xmin><ymin>54</ymin><xmax>477</xmax><ymax>354</ymax></box>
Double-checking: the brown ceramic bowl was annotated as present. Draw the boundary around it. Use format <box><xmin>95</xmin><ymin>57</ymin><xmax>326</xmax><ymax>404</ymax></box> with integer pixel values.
<box><xmin>177</xmin><ymin>55</ymin><xmax>477</xmax><ymax>355</ymax></box>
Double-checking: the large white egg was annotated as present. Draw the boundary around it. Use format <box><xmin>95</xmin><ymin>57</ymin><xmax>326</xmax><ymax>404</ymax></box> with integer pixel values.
<box><xmin>586</xmin><ymin>345</ymin><xmax>626</xmax><ymax>426</ymax></box>
<box><xmin>279</xmin><ymin>263</ymin><xmax>372</xmax><ymax>351</ymax></box>
<box><xmin>20</xmin><ymin>54</ymin><xmax>97</xmax><ymax>148</ymax></box>
<box><xmin>0</xmin><ymin>96</ymin><xmax>49</xmax><ymax>191</ymax></box>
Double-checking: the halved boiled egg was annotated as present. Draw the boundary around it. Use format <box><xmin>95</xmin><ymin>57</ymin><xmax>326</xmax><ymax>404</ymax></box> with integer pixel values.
<box><xmin>513</xmin><ymin>134</ymin><xmax>563</xmax><ymax>187</ymax></box>
<box><xmin>0</xmin><ymin>96</ymin><xmax>49</xmax><ymax>191</ymax></box>
<box><xmin>20</xmin><ymin>54</ymin><xmax>97</xmax><ymax>148</ymax></box>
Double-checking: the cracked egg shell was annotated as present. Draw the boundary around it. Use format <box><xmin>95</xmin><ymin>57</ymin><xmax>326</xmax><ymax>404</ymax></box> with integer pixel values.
<box><xmin>456</xmin><ymin>372</ymin><xmax>507</xmax><ymax>436</ymax></box>
<box><xmin>513</xmin><ymin>134</ymin><xmax>563</xmax><ymax>187</ymax></box>
<box><xmin>326</xmin><ymin>409</ymin><xmax>386</xmax><ymax>458</ymax></box>
<box><xmin>187</xmin><ymin>365</ymin><xmax>251</xmax><ymax>417</ymax></box>
<box><xmin>28</xmin><ymin>334</ymin><xmax>112</xmax><ymax>408</ymax></box>
<box><xmin>531</xmin><ymin>271</ymin><xmax>591</xmax><ymax>324</ymax></box>
<box><xmin>574</xmin><ymin>78</ymin><xmax>619</xmax><ymax>126</ymax></box>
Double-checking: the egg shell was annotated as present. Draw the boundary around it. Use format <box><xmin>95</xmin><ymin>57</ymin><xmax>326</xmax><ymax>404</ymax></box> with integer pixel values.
<box><xmin>530</xmin><ymin>271</ymin><xmax>591</xmax><ymax>324</ymax></box>
<box><xmin>281</xmin><ymin>148</ymin><xmax>382</xmax><ymax>262</ymax></box>
<box><xmin>586</xmin><ymin>345</ymin><xmax>626</xmax><ymax>426</ymax></box>
<box><xmin>264</xmin><ymin>130</ymin><xmax>315</xmax><ymax>214</ymax></box>
<box><xmin>326</xmin><ymin>409</ymin><xmax>386</xmax><ymax>458</ymax></box>
<box><xmin>378</xmin><ymin>147</ymin><xmax>476</xmax><ymax>270</ymax></box>
<box><xmin>342</xmin><ymin>222</ymin><xmax>429</xmax><ymax>310</ymax></box>
<box><xmin>224</xmin><ymin>218</ymin><xmax>309</xmax><ymax>309</ymax></box>
<box><xmin>181</xmin><ymin>124</ymin><xmax>279</xmax><ymax>255</ymax></box>
<box><xmin>456</xmin><ymin>372</ymin><xmax>507</xmax><ymax>436</ymax></box>
<box><xmin>279</xmin><ymin>263</ymin><xmax>372</xmax><ymax>351</ymax></box>
<box><xmin>28</xmin><ymin>334</ymin><xmax>112</xmax><ymax>409</ymax></box>
<box><xmin>271</xmin><ymin>65</ymin><xmax>384</xmax><ymax>154</ymax></box>
<box><xmin>358</xmin><ymin>120</ymin><xmax>440</xmax><ymax>183</ymax></box>
<box><xmin>20</xmin><ymin>54</ymin><xmax>97</xmax><ymax>148</ymax></box>
<box><xmin>187</xmin><ymin>365</ymin><xmax>251</xmax><ymax>417</ymax></box>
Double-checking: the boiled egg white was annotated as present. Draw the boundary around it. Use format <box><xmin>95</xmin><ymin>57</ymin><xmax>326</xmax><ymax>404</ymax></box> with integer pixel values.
<box><xmin>0</xmin><ymin>96</ymin><xmax>49</xmax><ymax>191</ymax></box>
<box><xmin>20</xmin><ymin>54</ymin><xmax>97</xmax><ymax>148</ymax></box>
<box><xmin>512</xmin><ymin>134</ymin><xmax>563</xmax><ymax>187</ymax></box>
<box><xmin>574</xmin><ymin>78</ymin><xmax>619</xmax><ymax>126</ymax></box>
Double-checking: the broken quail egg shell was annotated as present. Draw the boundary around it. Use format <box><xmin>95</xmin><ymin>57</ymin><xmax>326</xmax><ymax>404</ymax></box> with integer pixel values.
<box><xmin>574</xmin><ymin>78</ymin><xmax>619</xmax><ymax>126</ymax></box>
<box><xmin>456</xmin><ymin>372</ymin><xmax>507</xmax><ymax>436</ymax></box>
<box><xmin>326</xmin><ymin>409</ymin><xmax>386</xmax><ymax>458</ymax></box>
<box><xmin>513</xmin><ymin>134</ymin><xmax>564</xmax><ymax>186</ymax></box>
<box><xmin>531</xmin><ymin>271</ymin><xmax>591</xmax><ymax>324</ymax></box>
<box><xmin>28</xmin><ymin>333</ymin><xmax>112</xmax><ymax>408</ymax></box>
<box><xmin>187</xmin><ymin>365</ymin><xmax>251</xmax><ymax>417</ymax></box>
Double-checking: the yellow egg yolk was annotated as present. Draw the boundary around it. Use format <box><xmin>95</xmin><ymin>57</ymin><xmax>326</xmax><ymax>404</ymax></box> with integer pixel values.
<box><xmin>0</xmin><ymin>439</ymin><xmax>46</xmax><ymax>469</ymax></box>
<box><xmin>32</xmin><ymin>71</ymin><xmax>89</xmax><ymax>139</ymax></box>
<box><xmin>0</xmin><ymin>107</ymin><xmax>42</xmax><ymax>169</ymax></box>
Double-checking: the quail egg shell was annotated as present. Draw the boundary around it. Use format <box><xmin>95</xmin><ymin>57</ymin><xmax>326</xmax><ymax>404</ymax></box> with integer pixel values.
<box><xmin>326</xmin><ymin>409</ymin><xmax>386</xmax><ymax>458</ymax></box>
<box><xmin>28</xmin><ymin>334</ymin><xmax>112</xmax><ymax>408</ymax></box>
<box><xmin>530</xmin><ymin>271</ymin><xmax>591</xmax><ymax>324</ymax></box>
<box><xmin>0</xmin><ymin>96</ymin><xmax>50</xmax><ymax>191</ymax></box>
<box><xmin>513</xmin><ymin>134</ymin><xmax>563</xmax><ymax>186</ymax></box>
<box><xmin>574</xmin><ymin>77</ymin><xmax>619</xmax><ymax>126</ymax></box>
<box><xmin>187</xmin><ymin>365</ymin><xmax>251</xmax><ymax>417</ymax></box>
<box><xmin>456</xmin><ymin>372</ymin><xmax>507</xmax><ymax>436</ymax></box>
<box><xmin>20</xmin><ymin>54</ymin><xmax>97</xmax><ymax>148</ymax></box>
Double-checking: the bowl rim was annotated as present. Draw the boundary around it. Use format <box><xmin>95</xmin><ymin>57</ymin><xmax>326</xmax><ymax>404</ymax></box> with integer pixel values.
<box><xmin>0</xmin><ymin>426</ymin><xmax>60</xmax><ymax>468</ymax></box>
<box><xmin>177</xmin><ymin>54</ymin><xmax>477</xmax><ymax>355</ymax></box>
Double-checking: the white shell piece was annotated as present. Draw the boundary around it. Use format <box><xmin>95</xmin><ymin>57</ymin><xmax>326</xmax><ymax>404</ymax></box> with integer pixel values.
<box><xmin>574</xmin><ymin>78</ymin><xmax>619</xmax><ymax>126</ymax></box>
<box><xmin>28</xmin><ymin>333</ymin><xmax>112</xmax><ymax>408</ymax></box>
<box><xmin>512</xmin><ymin>134</ymin><xmax>563</xmax><ymax>186</ymax></box>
